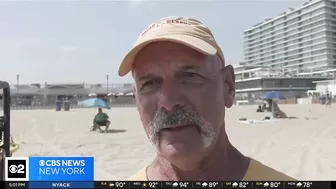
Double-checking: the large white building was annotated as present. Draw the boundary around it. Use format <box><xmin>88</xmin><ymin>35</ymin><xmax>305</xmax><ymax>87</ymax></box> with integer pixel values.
<box><xmin>243</xmin><ymin>0</ymin><xmax>336</xmax><ymax>75</ymax></box>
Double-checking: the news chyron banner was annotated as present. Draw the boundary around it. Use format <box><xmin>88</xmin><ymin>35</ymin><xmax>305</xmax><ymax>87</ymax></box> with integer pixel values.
<box><xmin>5</xmin><ymin>156</ymin><xmax>94</xmax><ymax>182</ymax></box>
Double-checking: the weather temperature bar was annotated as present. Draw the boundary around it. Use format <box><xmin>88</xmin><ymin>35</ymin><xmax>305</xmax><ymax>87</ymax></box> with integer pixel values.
<box><xmin>3</xmin><ymin>181</ymin><xmax>333</xmax><ymax>189</ymax></box>
<box><xmin>95</xmin><ymin>181</ymin><xmax>333</xmax><ymax>189</ymax></box>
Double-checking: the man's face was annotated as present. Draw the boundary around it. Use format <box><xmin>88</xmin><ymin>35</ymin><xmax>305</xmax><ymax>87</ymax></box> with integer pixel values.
<box><xmin>133</xmin><ymin>41</ymin><xmax>234</xmax><ymax>160</ymax></box>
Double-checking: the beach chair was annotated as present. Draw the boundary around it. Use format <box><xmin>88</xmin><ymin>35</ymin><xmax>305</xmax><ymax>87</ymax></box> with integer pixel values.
<box><xmin>88</xmin><ymin>120</ymin><xmax>110</xmax><ymax>133</ymax></box>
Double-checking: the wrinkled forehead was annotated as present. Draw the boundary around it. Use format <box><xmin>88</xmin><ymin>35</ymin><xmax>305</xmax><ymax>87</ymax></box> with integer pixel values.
<box><xmin>132</xmin><ymin>42</ymin><xmax>220</xmax><ymax>78</ymax></box>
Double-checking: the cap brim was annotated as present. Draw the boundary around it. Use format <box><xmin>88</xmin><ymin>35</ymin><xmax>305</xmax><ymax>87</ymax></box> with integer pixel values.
<box><xmin>118</xmin><ymin>34</ymin><xmax>217</xmax><ymax>76</ymax></box>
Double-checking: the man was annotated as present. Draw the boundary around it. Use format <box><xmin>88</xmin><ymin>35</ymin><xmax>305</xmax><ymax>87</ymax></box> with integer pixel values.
<box><xmin>256</xmin><ymin>105</ymin><xmax>263</xmax><ymax>112</ymax></box>
<box><xmin>92</xmin><ymin>108</ymin><xmax>110</xmax><ymax>132</ymax></box>
<box><xmin>325</xmin><ymin>93</ymin><xmax>332</xmax><ymax>107</ymax></box>
<box><xmin>270</xmin><ymin>99</ymin><xmax>287</xmax><ymax>118</ymax></box>
<box><xmin>119</xmin><ymin>16</ymin><xmax>295</xmax><ymax>181</ymax></box>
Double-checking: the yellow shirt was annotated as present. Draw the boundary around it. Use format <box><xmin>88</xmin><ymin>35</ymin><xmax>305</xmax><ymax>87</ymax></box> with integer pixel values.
<box><xmin>128</xmin><ymin>158</ymin><xmax>295</xmax><ymax>181</ymax></box>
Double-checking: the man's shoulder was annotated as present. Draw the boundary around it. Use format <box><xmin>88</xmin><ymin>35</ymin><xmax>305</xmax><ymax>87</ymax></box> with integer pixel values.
<box><xmin>127</xmin><ymin>167</ymin><xmax>148</xmax><ymax>181</ymax></box>
<box><xmin>243</xmin><ymin>158</ymin><xmax>296</xmax><ymax>181</ymax></box>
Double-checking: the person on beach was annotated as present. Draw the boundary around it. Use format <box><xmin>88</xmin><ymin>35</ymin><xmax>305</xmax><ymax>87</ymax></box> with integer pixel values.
<box><xmin>325</xmin><ymin>93</ymin><xmax>332</xmax><ymax>107</ymax></box>
<box><xmin>92</xmin><ymin>108</ymin><xmax>110</xmax><ymax>132</ymax></box>
<box><xmin>256</xmin><ymin>105</ymin><xmax>263</xmax><ymax>112</ymax></box>
<box><xmin>269</xmin><ymin>99</ymin><xmax>287</xmax><ymax>119</ymax></box>
<box><xmin>118</xmin><ymin>16</ymin><xmax>295</xmax><ymax>181</ymax></box>
<box><xmin>261</xmin><ymin>102</ymin><xmax>268</xmax><ymax>111</ymax></box>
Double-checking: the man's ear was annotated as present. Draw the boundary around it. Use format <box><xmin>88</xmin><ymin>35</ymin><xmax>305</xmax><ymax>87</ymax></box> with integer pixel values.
<box><xmin>222</xmin><ymin>65</ymin><xmax>235</xmax><ymax>108</ymax></box>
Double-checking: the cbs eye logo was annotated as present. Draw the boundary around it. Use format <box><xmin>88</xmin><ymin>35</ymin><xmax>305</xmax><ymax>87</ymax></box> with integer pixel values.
<box><xmin>7</xmin><ymin>159</ymin><xmax>26</xmax><ymax>178</ymax></box>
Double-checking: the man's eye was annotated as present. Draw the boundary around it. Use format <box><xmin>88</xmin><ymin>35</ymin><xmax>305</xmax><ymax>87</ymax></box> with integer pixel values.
<box><xmin>182</xmin><ymin>72</ymin><xmax>201</xmax><ymax>78</ymax></box>
<box><xmin>142</xmin><ymin>80</ymin><xmax>159</xmax><ymax>88</ymax></box>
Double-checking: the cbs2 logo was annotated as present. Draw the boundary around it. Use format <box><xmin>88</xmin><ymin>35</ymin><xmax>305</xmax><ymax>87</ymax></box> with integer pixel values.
<box><xmin>9</xmin><ymin>164</ymin><xmax>25</xmax><ymax>174</ymax></box>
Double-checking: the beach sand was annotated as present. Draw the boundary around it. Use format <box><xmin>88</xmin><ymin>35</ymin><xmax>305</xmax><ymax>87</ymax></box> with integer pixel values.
<box><xmin>9</xmin><ymin>104</ymin><xmax>336</xmax><ymax>180</ymax></box>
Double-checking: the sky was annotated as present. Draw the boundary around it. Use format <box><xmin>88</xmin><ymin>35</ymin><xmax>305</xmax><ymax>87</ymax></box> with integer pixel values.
<box><xmin>0</xmin><ymin>0</ymin><xmax>308</xmax><ymax>84</ymax></box>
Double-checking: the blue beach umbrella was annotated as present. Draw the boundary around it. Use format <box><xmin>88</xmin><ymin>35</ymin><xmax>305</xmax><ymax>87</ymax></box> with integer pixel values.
<box><xmin>263</xmin><ymin>91</ymin><xmax>285</xmax><ymax>100</ymax></box>
<box><xmin>78</xmin><ymin>98</ymin><xmax>111</xmax><ymax>109</ymax></box>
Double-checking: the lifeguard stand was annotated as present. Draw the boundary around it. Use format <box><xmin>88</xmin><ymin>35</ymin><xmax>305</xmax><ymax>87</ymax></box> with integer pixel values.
<box><xmin>0</xmin><ymin>81</ymin><xmax>11</xmax><ymax>181</ymax></box>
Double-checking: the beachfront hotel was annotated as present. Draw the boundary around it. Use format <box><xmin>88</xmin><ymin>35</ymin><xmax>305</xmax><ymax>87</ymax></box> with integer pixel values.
<box><xmin>243</xmin><ymin>0</ymin><xmax>336</xmax><ymax>74</ymax></box>
<box><xmin>235</xmin><ymin>0</ymin><xmax>336</xmax><ymax>101</ymax></box>
<box><xmin>233</xmin><ymin>65</ymin><xmax>333</xmax><ymax>101</ymax></box>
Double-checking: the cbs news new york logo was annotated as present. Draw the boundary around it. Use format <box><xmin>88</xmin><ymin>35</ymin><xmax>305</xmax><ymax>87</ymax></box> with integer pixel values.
<box><xmin>5</xmin><ymin>157</ymin><xmax>29</xmax><ymax>181</ymax></box>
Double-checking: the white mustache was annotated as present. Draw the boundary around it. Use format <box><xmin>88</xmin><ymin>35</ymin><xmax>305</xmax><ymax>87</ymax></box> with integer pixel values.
<box><xmin>147</xmin><ymin>106</ymin><xmax>213</xmax><ymax>146</ymax></box>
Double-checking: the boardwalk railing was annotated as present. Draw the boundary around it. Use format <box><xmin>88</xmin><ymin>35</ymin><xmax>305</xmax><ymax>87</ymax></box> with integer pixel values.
<box><xmin>0</xmin><ymin>103</ymin><xmax>136</xmax><ymax>110</ymax></box>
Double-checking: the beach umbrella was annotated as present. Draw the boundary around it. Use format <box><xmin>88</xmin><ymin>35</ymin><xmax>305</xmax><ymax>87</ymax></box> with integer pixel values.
<box><xmin>263</xmin><ymin>91</ymin><xmax>285</xmax><ymax>99</ymax></box>
<box><xmin>78</xmin><ymin>98</ymin><xmax>111</xmax><ymax>109</ymax></box>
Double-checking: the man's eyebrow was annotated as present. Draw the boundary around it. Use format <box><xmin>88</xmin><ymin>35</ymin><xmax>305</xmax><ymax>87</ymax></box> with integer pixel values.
<box><xmin>137</xmin><ymin>74</ymin><xmax>157</xmax><ymax>82</ymax></box>
<box><xmin>178</xmin><ymin>65</ymin><xmax>201</xmax><ymax>71</ymax></box>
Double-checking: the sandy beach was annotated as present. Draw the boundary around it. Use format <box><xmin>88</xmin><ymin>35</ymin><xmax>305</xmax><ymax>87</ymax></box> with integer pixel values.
<box><xmin>8</xmin><ymin>104</ymin><xmax>336</xmax><ymax>180</ymax></box>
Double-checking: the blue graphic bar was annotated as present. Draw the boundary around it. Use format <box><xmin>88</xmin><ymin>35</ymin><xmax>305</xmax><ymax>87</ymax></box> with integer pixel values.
<box><xmin>28</xmin><ymin>157</ymin><xmax>94</xmax><ymax>181</ymax></box>
<box><xmin>29</xmin><ymin>181</ymin><xmax>94</xmax><ymax>188</ymax></box>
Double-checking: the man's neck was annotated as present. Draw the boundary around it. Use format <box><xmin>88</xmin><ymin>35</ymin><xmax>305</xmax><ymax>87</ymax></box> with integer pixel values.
<box><xmin>147</xmin><ymin>129</ymin><xmax>250</xmax><ymax>180</ymax></box>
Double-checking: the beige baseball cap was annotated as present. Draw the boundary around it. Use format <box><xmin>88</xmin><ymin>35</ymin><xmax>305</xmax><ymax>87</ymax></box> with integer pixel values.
<box><xmin>118</xmin><ymin>16</ymin><xmax>225</xmax><ymax>76</ymax></box>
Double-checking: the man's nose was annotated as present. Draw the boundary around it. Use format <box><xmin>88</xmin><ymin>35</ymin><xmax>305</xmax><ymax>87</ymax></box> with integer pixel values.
<box><xmin>157</xmin><ymin>81</ymin><xmax>184</xmax><ymax>111</ymax></box>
